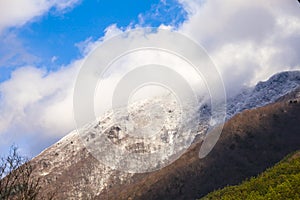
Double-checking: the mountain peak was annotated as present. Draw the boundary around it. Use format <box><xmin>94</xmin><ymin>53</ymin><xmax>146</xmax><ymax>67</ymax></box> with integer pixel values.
<box><xmin>255</xmin><ymin>70</ymin><xmax>300</xmax><ymax>92</ymax></box>
<box><xmin>227</xmin><ymin>70</ymin><xmax>300</xmax><ymax>118</ymax></box>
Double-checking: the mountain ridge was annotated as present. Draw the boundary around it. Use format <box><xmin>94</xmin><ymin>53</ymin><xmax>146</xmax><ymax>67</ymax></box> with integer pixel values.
<box><xmin>226</xmin><ymin>70</ymin><xmax>300</xmax><ymax>117</ymax></box>
<box><xmin>28</xmin><ymin>70</ymin><xmax>300</xmax><ymax>199</ymax></box>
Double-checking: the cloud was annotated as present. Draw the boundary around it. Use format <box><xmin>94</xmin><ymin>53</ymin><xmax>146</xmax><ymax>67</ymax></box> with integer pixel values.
<box><xmin>138</xmin><ymin>0</ymin><xmax>188</xmax><ymax>27</ymax></box>
<box><xmin>0</xmin><ymin>0</ymin><xmax>81</xmax><ymax>32</ymax></box>
<box><xmin>0</xmin><ymin>63</ymin><xmax>80</xmax><ymax>156</ymax></box>
<box><xmin>178</xmin><ymin>0</ymin><xmax>300</xmax><ymax>95</ymax></box>
<box><xmin>51</xmin><ymin>56</ymin><xmax>58</xmax><ymax>63</ymax></box>
<box><xmin>0</xmin><ymin>62</ymin><xmax>79</xmax><ymax>136</ymax></box>
<box><xmin>75</xmin><ymin>24</ymin><xmax>124</xmax><ymax>56</ymax></box>
<box><xmin>0</xmin><ymin>26</ymin><xmax>125</xmax><ymax>156</ymax></box>
<box><xmin>0</xmin><ymin>31</ymin><xmax>39</xmax><ymax>68</ymax></box>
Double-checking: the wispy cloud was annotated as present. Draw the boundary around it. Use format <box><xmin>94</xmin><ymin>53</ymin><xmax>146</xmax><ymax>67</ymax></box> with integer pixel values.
<box><xmin>138</xmin><ymin>0</ymin><xmax>187</xmax><ymax>27</ymax></box>
<box><xmin>0</xmin><ymin>0</ymin><xmax>81</xmax><ymax>32</ymax></box>
<box><xmin>0</xmin><ymin>31</ymin><xmax>38</xmax><ymax>68</ymax></box>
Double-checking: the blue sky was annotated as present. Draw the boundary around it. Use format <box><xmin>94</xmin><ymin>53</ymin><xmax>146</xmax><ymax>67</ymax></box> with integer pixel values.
<box><xmin>0</xmin><ymin>0</ymin><xmax>187</xmax><ymax>82</ymax></box>
<box><xmin>0</xmin><ymin>0</ymin><xmax>299</xmax><ymax>157</ymax></box>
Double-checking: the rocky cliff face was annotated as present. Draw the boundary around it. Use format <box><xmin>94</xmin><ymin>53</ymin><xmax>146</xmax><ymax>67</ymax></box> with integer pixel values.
<box><xmin>30</xmin><ymin>70</ymin><xmax>300</xmax><ymax>199</ymax></box>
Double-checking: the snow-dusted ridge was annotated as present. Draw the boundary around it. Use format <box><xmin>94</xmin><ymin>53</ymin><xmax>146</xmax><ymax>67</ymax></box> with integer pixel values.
<box><xmin>31</xmin><ymin>70</ymin><xmax>300</xmax><ymax>199</ymax></box>
<box><xmin>226</xmin><ymin>70</ymin><xmax>300</xmax><ymax>118</ymax></box>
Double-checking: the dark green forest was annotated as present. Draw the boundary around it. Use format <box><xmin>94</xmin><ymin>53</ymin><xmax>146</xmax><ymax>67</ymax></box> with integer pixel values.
<box><xmin>201</xmin><ymin>151</ymin><xmax>300</xmax><ymax>200</ymax></box>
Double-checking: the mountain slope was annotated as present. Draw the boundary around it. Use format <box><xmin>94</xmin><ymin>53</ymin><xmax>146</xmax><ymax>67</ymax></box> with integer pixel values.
<box><xmin>28</xmin><ymin>71</ymin><xmax>300</xmax><ymax>199</ymax></box>
<box><xmin>96</xmin><ymin>91</ymin><xmax>300</xmax><ymax>199</ymax></box>
<box><xmin>201</xmin><ymin>150</ymin><xmax>300</xmax><ymax>200</ymax></box>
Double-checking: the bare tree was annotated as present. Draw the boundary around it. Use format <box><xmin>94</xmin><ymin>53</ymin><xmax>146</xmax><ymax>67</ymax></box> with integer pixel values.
<box><xmin>0</xmin><ymin>146</ymin><xmax>41</xmax><ymax>200</ymax></box>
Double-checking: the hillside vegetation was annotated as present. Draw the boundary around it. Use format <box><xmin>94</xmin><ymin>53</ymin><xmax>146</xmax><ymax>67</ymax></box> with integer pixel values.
<box><xmin>201</xmin><ymin>151</ymin><xmax>300</xmax><ymax>200</ymax></box>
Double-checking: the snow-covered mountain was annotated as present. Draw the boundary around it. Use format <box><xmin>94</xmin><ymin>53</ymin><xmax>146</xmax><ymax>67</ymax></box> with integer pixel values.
<box><xmin>31</xmin><ymin>95</ymin><xmax>202</xmax><ymax>198</ymax></box>
<box><xmin>30</xmin><ymin>70</ymin><xmax>300</xmax><ymax>199</ymax></box>
<box><xmin>227</xmin><ymin>71</ymin><xmax>300</xmax><ymax>118</ymax></box>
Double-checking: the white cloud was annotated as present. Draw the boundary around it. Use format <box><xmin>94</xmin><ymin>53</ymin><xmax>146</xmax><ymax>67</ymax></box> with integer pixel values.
<box><xmin>0</xmin><ymin>0</ymin><xmax>81</xmax><ymax>32</ymax></box>
<box><xmin>0</xmin><ymin>27</ymin><xmax>124</xmax><ymax>156</ymax></box>
<box><xmin>0</xmin><ymin>62</ymin><xmax>80</xmax><ymax>137</ymax></box>
<box><xmin>0</xmin><ymin>62</ymin><xmax>80</xmax><ymax>156</ymax></box>
<box><xmin>178</xmin><ymin>0</ymin><xmax>300</xmax><ymax>95</ymax></box>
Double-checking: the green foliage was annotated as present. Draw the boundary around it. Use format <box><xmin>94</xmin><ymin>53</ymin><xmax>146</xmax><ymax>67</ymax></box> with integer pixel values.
<box><xmin>201</xmin><ymin>151</ymin><xmax>300</xmax><ymax>200</ymax></box>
